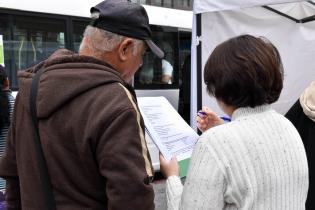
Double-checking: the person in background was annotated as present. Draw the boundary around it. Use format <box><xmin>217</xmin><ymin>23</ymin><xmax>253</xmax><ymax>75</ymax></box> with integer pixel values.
<box><xmin>160</xmin><ymin>34</ymin><xmax>308</xmax><ymax>210</ymax></box>
<box><xmin>156</xmin><ymin>40</ymin><xmax>174</xmax><ymax>84</ymax></box>
<box><xmin>139</xmin><ymin>56</ymin><xmax>173</xmax><ymax>84</ymax></box>
<box><xmin>0</xmin><ymin>0</ymin><xmax>164</xmax><ymax>209</ymax></box>
<box><xmin>0</xmin><ymin>65</ymin><xmax>14</xmax><ymax>193</ymax></box>
<box><xmin>160</xmin><ymin>59</ymin><xmax>173</xmax><ymax>84</ymax></box>
<box><xmin>137</xmin><ymin>36</ymin><xmax>174</xmax><ymax>85</ymax></box>
<box><xmin>285</xmin><ymin>81</ymin><xmax>315</xmax><ymax>210</ymax></box>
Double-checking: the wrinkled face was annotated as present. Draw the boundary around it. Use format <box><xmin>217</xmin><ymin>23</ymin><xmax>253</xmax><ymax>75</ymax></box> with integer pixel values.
<box><xmin>122</xmin><ymin>43</ymin><xmax>146</xmax><ymax>83</ymax></box>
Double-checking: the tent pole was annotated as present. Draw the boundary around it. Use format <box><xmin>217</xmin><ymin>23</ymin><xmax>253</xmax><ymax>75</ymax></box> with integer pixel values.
<box><xmin>263</xmin><ymin>5</ymin><xmax>315</xmax><ymax>23</ymax></box>
<box><xmin>196</xmin><ymin>13</ymin><xmax>202</xmax><ymax>134</ymax></box>
<box><xmin>301</xmin><ymin>15</ymin><xmax>315</xmax><ymax>23</ymax></box>
<box><xmin>307</xmin><ymin>1</ymin><xmax>315</xmax><ymax>6</ymax></box>
<box><xmin>263</xmin><ymin>6</ymin><xmax>300</xmax><ymax>23</ymax></box>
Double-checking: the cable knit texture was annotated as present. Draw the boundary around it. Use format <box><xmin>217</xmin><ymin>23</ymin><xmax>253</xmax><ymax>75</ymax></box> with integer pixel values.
<box><xmin>166</xmin><ymin>105</ymin><xmax>309</xmax><ymax>210</ymax></box>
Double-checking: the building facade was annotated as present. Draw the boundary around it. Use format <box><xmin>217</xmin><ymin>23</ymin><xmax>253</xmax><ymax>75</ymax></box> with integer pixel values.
<box><xmin>131</xmin><ymin>0</ymin><xmax>193</xmax><ymax>10</ymax></box>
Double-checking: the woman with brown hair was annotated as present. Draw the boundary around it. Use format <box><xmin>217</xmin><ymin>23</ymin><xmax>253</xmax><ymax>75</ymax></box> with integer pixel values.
<box><xmin>160</xmin><ymin>34</ymin><xmax>308</xmax><ymax>210</ymax></box>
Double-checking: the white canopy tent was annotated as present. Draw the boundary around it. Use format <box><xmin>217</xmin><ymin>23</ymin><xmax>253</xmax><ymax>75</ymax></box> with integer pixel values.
<box><xmin>191</xmin><ymin>0</ymin><xmax>315</xmax><ymax>128</ymax></box>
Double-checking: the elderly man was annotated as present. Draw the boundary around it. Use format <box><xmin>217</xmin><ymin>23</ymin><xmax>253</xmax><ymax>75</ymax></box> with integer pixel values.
<box><xmin>0</xmin><ymin>0</ymin><xmax>163</xmax><ymax>209</ymax></box>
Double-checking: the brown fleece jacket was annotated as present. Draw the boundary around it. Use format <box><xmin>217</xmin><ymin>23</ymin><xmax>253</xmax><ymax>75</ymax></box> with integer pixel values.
<box><xmin>0</xmin><ymin>49</ymin><xmax>154</xmax><ymax>210</ymax></box>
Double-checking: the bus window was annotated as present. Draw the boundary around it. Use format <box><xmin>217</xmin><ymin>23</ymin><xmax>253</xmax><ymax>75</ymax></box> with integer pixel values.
<box><xmin>0</xmin><ymin>14</ymin><xmax>13</xmax><ymax>84</ymax></box>
<box><xmin>12</xmin><ymin>16</ymin><xmax>66</xmax><ymax>71</ymax></box>
<box><xmin>73</xmin><ymin>20</ymin><xmax>89</xmax><ymax>52</ymax></box>
<box><xmin>134</xmin><ymin>26</ymin><xmax>179</xmax><ymax>89</ymax></box>
<box><xmin>1</xmin><ymin>14</ymin><xmax>66</xmax><ymax>89</ymax></box>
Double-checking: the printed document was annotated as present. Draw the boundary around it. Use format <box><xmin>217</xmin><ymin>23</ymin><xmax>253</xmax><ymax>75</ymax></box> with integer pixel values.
<box><xmin>137</xmin><ymin>96</ymin><xmax>199</xmax><ymax>162</ymax></box>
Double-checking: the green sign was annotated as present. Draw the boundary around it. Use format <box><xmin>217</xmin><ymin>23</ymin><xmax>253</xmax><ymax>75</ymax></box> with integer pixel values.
<box><xmin>0</xmin><ymin>35</ymin><xmax>4</xmax><ymax>66</ymax></box>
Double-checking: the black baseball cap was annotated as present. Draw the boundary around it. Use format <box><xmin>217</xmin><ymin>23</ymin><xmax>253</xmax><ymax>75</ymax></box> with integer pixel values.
<box><xmin>90</xmin><ymin>0</ymin><xmax>164</xmax><ymax>59</ymax></box>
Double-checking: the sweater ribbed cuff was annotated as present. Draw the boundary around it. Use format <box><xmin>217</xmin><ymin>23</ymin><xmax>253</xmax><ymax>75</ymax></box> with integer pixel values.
<box><xmin>166</xmin><ymin>175</ymin><xmax>183</xmax><ymax>197</ymax></box>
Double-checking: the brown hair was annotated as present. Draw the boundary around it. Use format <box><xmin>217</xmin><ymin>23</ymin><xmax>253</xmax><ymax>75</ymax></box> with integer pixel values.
<box><xmin>204</xmin><ymin>34</ymin><xmax>283</xmax><ymax>108</ymax></box>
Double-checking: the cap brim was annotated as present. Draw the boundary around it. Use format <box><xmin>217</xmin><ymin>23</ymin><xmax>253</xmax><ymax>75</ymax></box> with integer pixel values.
<box><xmin>145</xmin><ymin>40</ymin><xmax>164</xmax><ymax>59</ymax></box>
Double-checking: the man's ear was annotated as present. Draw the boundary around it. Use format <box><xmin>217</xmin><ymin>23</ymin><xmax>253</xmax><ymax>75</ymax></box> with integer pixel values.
<box><xmin>117</xmin><ymin>38</ymin><xmax>134</xmax><ymax>61</ymax></box>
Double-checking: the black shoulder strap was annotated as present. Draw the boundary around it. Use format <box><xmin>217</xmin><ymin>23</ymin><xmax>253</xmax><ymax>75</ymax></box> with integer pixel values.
<box><xmin>29</xmin><ymin>69</ymin><xmax>56</xmax><ymax>210</ymax></box>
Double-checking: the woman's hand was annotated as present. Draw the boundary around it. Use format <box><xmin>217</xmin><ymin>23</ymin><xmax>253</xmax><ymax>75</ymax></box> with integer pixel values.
<box><xmin>196</xmin><ymin>106</ymin><xmax>224</xmax><ymax>132</ymax></box>
<box><xmin>159</xmin><ymin>154</ymin><xmax>179</xmax><ymax>178</ymax></box>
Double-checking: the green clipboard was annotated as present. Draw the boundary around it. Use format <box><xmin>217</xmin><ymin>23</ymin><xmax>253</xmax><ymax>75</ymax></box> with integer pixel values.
<box><xmin>179</xmin><ymin>158</ymin><xmax>190</xmax><ymax>178</ymax></box>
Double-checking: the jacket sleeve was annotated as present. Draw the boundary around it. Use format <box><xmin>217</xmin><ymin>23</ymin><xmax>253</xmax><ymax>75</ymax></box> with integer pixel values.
<box><xmin>0</xmin><ymin>103</ymin><xmax>21</xmax><ymax>210</ymax></box>
<box><xmin>96</xmin><ymin>107</ymin><xmax>155</xmax><ymax>210</ymax></box>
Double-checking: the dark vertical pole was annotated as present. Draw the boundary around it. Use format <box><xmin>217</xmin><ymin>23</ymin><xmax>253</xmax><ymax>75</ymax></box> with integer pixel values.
<box><xmin>66</xmin><ymin>17</ymin><xmax>74</xmax><ymax>51</ymax></box>
<box><xmin>196</xmin><ymin>14</ymin><xmax>202</xmax><ymax>134</ymax></box>
<box><xmin>8</xmin><ymin>14</ymin><xmax>17</xmax><ymax>89</ymax></box>
<box><xmin>196</xmin><ymin>13</ymin><xmax>202</xmax><ymax>115</ymax></box>
<box><xmin>175</xmin><ymin>30</ymin><xmax>180</xmax><ymax>87</ymax></box>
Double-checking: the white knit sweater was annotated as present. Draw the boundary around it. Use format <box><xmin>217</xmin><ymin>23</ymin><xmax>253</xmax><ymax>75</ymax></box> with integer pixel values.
<box><xmin>166</xmin><ymin>105</ymin><xmax>309</xmax><ymax>210</ymax></box>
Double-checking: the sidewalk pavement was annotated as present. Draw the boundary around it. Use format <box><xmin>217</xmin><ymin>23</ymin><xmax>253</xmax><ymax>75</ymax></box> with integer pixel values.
<box><xmin>153</xmin><ymin>180</ymin><xmax>167</xmax><ymax>210</ymax></box>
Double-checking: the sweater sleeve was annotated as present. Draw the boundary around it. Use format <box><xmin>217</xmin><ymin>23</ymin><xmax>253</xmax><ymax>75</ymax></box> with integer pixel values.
<box><xmin>97</xmin><ymin>107</ymin><xmax>155</xmax><ymax>210</ymax></box>
<box><xmin>166</xmin><ymin>176</ymin><xmax>183</xmax><ymax>210</ymax></box>
<box><xmin>166</xmin><ymin>139</ymin><xmax>226</xmax><ymax>210</ymax></box>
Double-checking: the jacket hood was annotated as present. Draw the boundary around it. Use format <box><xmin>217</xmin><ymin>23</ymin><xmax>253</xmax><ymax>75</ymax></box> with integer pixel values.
<box><xmin>18</xmin><ymin>49</ymin><xmax>127</xmax><ymax>118</ymax></box>
<box><xmin>300</xmin><ymin>80</ymin><xmax>315</xmax><ymax>122</ymax></box>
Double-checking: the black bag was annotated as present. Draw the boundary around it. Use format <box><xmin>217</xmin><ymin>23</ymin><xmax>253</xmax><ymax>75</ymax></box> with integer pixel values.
<box><xmin>30</xmin><ymin>68</ymin><xmax>56</xmax><ymax>210</ymax></box>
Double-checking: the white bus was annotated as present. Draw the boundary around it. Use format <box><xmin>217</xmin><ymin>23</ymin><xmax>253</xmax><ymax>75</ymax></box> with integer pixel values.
<box><xmin>0</xmin><ymin>0</ymin><xmax>193</xmax><ymax>171</ymax></box>
<box><xmin>0</xmin><ymin>0</ymin><xmax>193</xmax><ymax>119</ymax></box>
